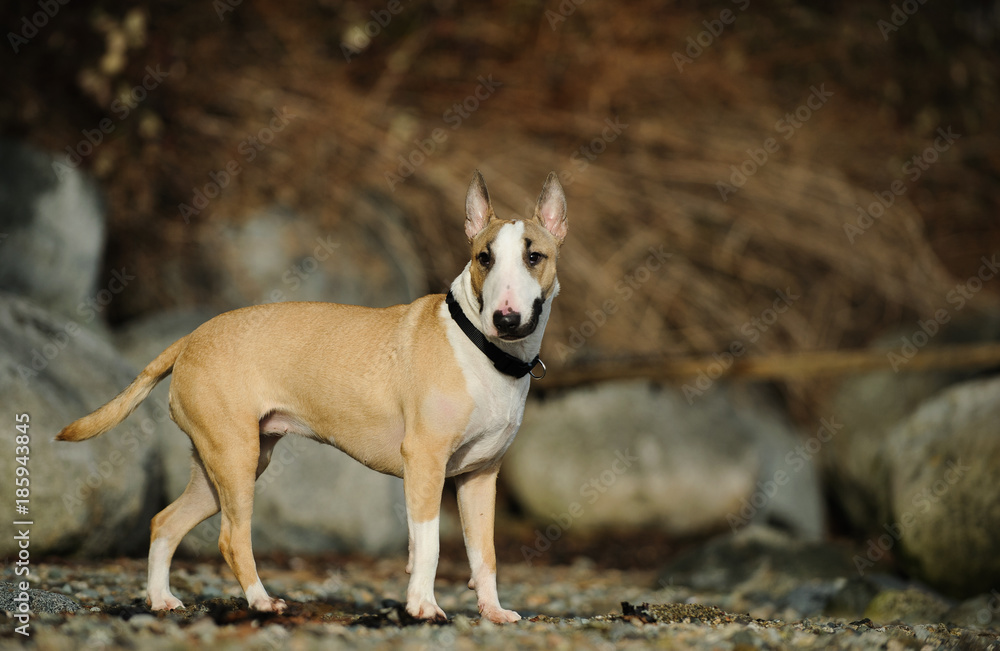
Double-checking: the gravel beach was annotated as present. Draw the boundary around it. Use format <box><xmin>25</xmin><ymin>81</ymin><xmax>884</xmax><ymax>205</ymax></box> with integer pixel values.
<box><xmin>4</xmin><ymin>540</ymin><xmax>1000</xmax><ymax>651</ymax></box>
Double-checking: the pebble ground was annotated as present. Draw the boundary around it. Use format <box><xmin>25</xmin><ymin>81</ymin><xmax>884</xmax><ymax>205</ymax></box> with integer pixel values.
<box><xmin>4</xmin><ymin>551</ymin><xmax>1000</xmax><ymax>650</ymax></box>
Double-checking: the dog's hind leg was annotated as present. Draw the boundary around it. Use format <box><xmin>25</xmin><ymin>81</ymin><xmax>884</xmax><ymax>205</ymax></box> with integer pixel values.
<box><xmin>147</xmin><ymin>451</ymin><xmax>220</xmax><ymax>610</ymax></box>
<box><xmin>146</xmin><ymin>435</ymin><xmax>281</xmax><ymax>611</ymax></box>
<box><xmin>206</xmin><ymin>431</ymin><xmax>287</xmax><ymax>613</ymax></box>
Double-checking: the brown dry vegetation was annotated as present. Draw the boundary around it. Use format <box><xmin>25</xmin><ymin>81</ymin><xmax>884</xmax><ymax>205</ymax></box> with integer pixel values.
<box><xmin>2</xmin><ymin>0</ymin><xmax>999</xmax><ymax>415</ymax></box>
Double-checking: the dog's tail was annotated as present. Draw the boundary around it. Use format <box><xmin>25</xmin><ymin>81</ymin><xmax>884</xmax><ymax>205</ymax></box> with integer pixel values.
<box><xmin>56</xmin><ymin>336</ymin><xmax>189</xmax><ymax>442</ymax></box>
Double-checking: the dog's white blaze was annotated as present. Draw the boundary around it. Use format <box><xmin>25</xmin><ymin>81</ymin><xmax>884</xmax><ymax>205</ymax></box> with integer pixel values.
<box><xmin>405</xmin><ymin>515</ymin><xmax>441</xmax><ymax>608</ymax></box>
<box><xmin>480</xmin><ymin>221</ymin><xmax>541</xmax><ymax>336</ymax></box>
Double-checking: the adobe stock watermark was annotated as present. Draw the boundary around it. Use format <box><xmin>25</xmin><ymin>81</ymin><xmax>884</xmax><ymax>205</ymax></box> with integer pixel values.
<box><xmin>512</xmin><ymin>115</ymin><xmax>629</xmax><ymax>219</ymax></box>
<box><xmin>726</xmin><ymin>416</ymin><xmax>843</xmax><ymax>532</ymax></box>
<box><xmin>7</xmin><ymin>0</ymin><xmax>71</xmax><ymax>54</ymax></box>
<box><xmin>553</xmin><ymin>245</ymin><xmax>668</xmax><ymax>361</ymax></box>
<box><xmin>265</xmin><ymin>236</ymin><xmax>341</xmax><ymax>303</ymax></box>
<box><xmin>876</xmin><ymin>0</ymin><xmax>932</xmax><ymax>41</ymax></box>
<box><xmin>340</xmin><ymin>0</ymin><xmax>413</xmax><ymax>61</ymax></box>
<box><xmin>61</xmin><ymin>395</ymin><xmax>172</xmax><ymax>514</ymax></box>
<box><xmin>681</xmin><ymin>287</ymin><xmax>800</xmax><ymax>403</ymax></box>
<box><xmin>716</xmin><ymin>84</ymin><xmax>834</xmax><ymax>201</ymax></box>
<box><xmin>77</xmin><ymin>268</ymin><xmax>136</xmax><ymax>323</ymax></box>
<box><xmin>521</xmin><ymin>448</ymin><xmax>639</xmax><ymax>564</ymax></box>
<box><xmin>544</xmin><ymin>0</ymin><xmax>587</xmax><ymax>30</ymax></box>
<box><xmin>887</xmin><ymin>254</ymin><xmax>998</xmax><ymax>371</ymax></box>
<box><xmin>178</xmin><ymin>107</ymin><xmax>296</xmax><ymax>223</ymax></box>
<box><xmin>164</xmin><ymin>436</ymin><xmax>314</xmax><ymax>556</ymax></box>
<box><xmin>853</xmin><ymin>459</ymin><xmax>969</xmax><ymax>576</ymax></box>
<box><xmin>559</xmin><ymin>117</ymin><xmax>628</xmax><ymax>189</ymax></box>
<box><xmin>52</xmin><ymin>64</ymin><xmax>170</xmax><ymax>180</ymax></box>
<box><xmin>16</xmin><ymin>269</ymin><xmax>137</xmax><ymax>383</ymax></box>
<box><xmin>384</xmin><ymin>75</ymin><xmax>501</xmax><ymax>191</ymax></box>
<box><xmin>672</xmin><ymin>0</ymin><xmax>751</xmax><ymax>72</ymax></box>
<box><xmin>213</xmin><ymin>0</ymin><xmax>243</xmax><ymax>21</ymax></box>
<box><xmin>253</xmin><ymin>437</ymin><xmax>311</xmax><ymax>498</ymax></box>
<box><xmin>844</xmin><ymin>127</ymin><xmax>960</xmax><ymax>243</ymax></box>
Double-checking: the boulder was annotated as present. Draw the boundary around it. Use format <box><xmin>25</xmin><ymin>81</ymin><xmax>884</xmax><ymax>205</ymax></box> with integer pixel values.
<box><xmin>0</xmin><ymin>582</ymin><xmax>81</xmax><ymax>614</ymax></box>
<box><xmin>882</xmin><ymin>375</ymin><xmax>1000</xmax><ymax>596</ymax></box>
<box><xmin>199</xmin><ymin>197</ymin><xmax>427</xmax><ymax>310</ymax></box>
<box><xmin>655</xmin><ymin>524</ymin><xmax>1000</xmax><ymax>624</ymax></box>
<box><xmin>0</xmin><ymin>140</ymin><xmax>105</xmax><ymax>318</ymax></box>
<box><xmin>656</xmin><ymin>525</ymin><xmax>866</xmax><ymax>619</ymax></box>
<box><xmin>0</xmin><ymin>294</ymin><xmax>164</xmax><ymax>557</ymax></box>
<box><xmin>115</xmin><ymin>307</ymin><xmax>408</xmax><ymax>556</ymax></box>
<box><xmin>823</xmin><ymin>369</ymin><xmax>952</xmax><ymax>533</ymax></box>
<box><xmin>657</xmin><ymin>525</ymin><xmax>857</xmax><ymax>593</ymax></box>
<box><xmin>504</xmin><ymin>381</ymin><xmax>825</xmax><ymax>542</ymax></box>
<box><xmin>823</xmin><ymin>316</ymin><xmax>1000</xmax><ymax>533</ymax></box>
<box><xmin>249</xmin><ymin>438</ymin><xmax>407</xmax><ymax>555</ymax></box>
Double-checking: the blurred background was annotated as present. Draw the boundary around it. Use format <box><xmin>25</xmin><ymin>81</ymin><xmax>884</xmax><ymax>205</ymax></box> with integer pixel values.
<box><xmin>2</xmin><ymin>0</ymin><xmax>1000</xmax><ymax>622</ymax></box>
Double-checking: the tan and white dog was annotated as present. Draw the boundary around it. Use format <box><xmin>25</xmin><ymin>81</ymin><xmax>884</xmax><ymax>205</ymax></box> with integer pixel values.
<box><xmin>57</xmin><ymin>170</ymin><xmax>568</xmax><ymax>624</ymax></box>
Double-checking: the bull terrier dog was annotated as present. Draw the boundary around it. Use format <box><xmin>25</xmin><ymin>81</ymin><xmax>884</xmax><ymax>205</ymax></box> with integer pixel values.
<box><xmin>57</xmin><ymin>170</ymin><xmax>568</xmax><ymax>624</ymax></box>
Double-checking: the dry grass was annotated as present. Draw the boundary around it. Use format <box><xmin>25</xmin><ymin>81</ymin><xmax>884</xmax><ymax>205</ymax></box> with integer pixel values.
<box><xmin>8</xmin><ymin>0</ymin><xmax>999</xmax><ymax>414</ymax></box>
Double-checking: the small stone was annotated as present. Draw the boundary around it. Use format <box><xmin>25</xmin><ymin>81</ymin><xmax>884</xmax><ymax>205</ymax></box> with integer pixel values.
<box><xmin>865</xmin><ymin>589</ymin><xmax>949</xmax><ymax>625</ymax></box>
<box><xmin>201</xmin><ymin>585</ymin><xmax>223</xmax><ymax>599</ymax></box>
<box><xmin>452</xmin><ymin>614</ymin><xmax>473</xmax><ymax>632</ymax></box>
<box><xmin>128</xmin><ymin>614</ymin><xmax>158</xmax><ymax>628</ymax></box>
<box><xmin>185</xmin><ymin>619</ymin><xmax>217</xmax><ymax>646</ymax></box>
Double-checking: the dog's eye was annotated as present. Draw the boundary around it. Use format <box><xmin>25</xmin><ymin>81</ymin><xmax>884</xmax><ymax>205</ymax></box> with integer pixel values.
<box><xmin>477</xmin><ymin>251</ymin><xmax>491</xmax><ymax>268</ymax></box>
<box><xmin>528</xmin><ymin>251</ymin><xmax>544</xmax><ymax>266</ymax></box>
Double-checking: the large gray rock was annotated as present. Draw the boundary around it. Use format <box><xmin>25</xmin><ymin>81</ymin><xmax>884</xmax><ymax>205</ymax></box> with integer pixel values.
<box><xmin>0</xmin><ymin>582</ymin><xmax>80</xmax><ymax>614</ymax></box>
<box><xmin>199</xmin><ymin>197</ymin><xmax>426</xmax><ymax>310</ymax></box>
<box><xmin>0</xmin><ymin>294</ymin><xmax>164</xmax><ymax>557</ymax></box>
<box><xmin>115</xmin><ymin>307</ymin><xmax>408</xmax><ymax>557</ymax></box>
<box><xmin>0</xmin><ymin>141</ymin><xmax>105</xmax><ymax>318</ymax></box>
<box><xmin>504</xmin><ymin>381</ymin><xmax>825</xmax><ymax>544</ymax></box>
<box><xmin>823</xmin><ymin>317</ymin><xmax>1000</xmax><ymax>534</ymax></box>
<box><xmin>658</xmin><ymin>524</ymin><xmax>856</xmax><ymax>592</ymax></box>
<box><xmin>824</xmin><ymin>370</ymin><xmax>954</xmax><ymax>532</ymax></box>
<box><xmin>881</xmin><ymin>375</ymin><xmax>1000</xmax><ymax>596</ymax></box>
<box><xmin>656</xmin><ymin>525</ymin><xmax>875</xmax><ymax>621</ymax></box>
<box><xmin>250</xmin><ymin>437</ymin><xmax>407</xmax><ymax>555</ymax></box>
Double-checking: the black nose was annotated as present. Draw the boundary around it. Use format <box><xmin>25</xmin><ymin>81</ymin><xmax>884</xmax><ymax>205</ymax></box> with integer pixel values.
<box><xmin>493</xmin><ymin>310</ymin><xmax>521</xmax><ymax>333</ymax></box>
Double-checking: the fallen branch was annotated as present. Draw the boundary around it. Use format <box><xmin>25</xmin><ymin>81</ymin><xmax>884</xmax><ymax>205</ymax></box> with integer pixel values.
<box><xmin>545</xmin><ymin>342</ymin><xmax>1000</xmax><ymax>389</ymax></box>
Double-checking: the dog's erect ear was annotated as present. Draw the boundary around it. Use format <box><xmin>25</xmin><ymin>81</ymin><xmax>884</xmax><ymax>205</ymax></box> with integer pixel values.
<box><xmin>532</xmin><ymin>172</ymin><xmax>568</xmax><ymax>245</ymax></box>
<box><xmin>465</xmin><ymin>170</ymin><xmax>495</xmax><ymax>241</ymax></box>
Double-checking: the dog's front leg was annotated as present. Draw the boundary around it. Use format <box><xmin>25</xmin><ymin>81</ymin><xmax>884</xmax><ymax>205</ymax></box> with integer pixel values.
<box><xmin>456</xmin><ymin>464</ymin><xmax>521</xmax><ymax>623</ymax></box>
<box><xmin>401</xmin><ymin>441</ymin><xmax>448</xmax><ymax>621</ymax></box>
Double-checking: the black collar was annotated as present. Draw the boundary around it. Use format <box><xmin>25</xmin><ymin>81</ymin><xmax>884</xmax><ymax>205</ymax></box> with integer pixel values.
<box><xmin>445</xmin><ymin>291</ymin><xmax>545</xmax><ymax>380</ymax></box>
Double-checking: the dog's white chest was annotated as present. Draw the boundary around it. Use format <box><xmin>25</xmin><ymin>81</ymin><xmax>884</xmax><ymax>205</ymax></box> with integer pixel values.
<box><xmin>446</xmin><ymin>381</ymin><xmax>528</xmax><ymax>476</ymax></box>
<box><xmin>442</xmin><ymin>302</ymin><xmax>532</xmax><ymax>476</ymax></box>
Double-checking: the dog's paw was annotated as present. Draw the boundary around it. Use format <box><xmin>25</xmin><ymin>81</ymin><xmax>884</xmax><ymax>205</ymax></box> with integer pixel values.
<box><xmin>148</xmin><ymin>593</ymin><xmax>184</xmax><ymax>611</ymax></box>
<box><xmin>250</xmin><ymin>597</ymin><xmax>287</xmax><ymax>614</ymax></box>
<box><xmin>480</xmin><ymin>605</ymin><xmax>521</xmax><ymax>624</ymax></box>
<box><xmin>406</xmin><ymin>599</ymin><xmax>447</xmax><ymax>621</ymax></box>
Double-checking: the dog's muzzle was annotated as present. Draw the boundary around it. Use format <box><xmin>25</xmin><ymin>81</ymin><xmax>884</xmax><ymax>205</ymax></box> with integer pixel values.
<box><xmin>493</xmin><ymin>298</ymin><xmax>543</xmax><ymax>340</ymax></box>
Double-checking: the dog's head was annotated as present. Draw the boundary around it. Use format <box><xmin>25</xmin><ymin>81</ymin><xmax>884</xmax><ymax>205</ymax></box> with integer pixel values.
<box><xmin>464</xmin><ymin>170</ymin><xmax>568</xmax><ymax>341</ymax></box>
